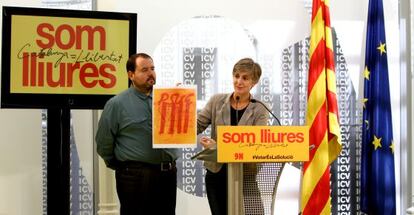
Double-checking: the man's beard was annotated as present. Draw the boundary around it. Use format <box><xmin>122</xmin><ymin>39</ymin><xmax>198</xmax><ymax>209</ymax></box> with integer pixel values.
<box><xmin>147</xmin><ymin>84</ymin><xmax>154</xmax><ymax>91</ymax></box>
<box><xmin>133</xmin><ymin>80</ymin><xmax>155</xmax><ymax>94</ymax></box>
<box><xmin>146</xmin><ymin>78</ymin><xmax>155</xmax><ymax>90</ymax></box>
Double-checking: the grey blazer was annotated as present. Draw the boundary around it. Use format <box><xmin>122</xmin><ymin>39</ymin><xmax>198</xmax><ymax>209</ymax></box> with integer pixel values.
<box><xmin>197</xmin><ymin>93</ymin><xmax>269</xmax><ymax>172</ymax></box>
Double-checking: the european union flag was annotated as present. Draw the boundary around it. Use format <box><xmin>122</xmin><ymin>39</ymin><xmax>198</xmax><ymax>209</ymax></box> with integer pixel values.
<box><xmin>360</xmin><ymin>0</ymin><xmax>396</xmax><ymax>214</ymax></box>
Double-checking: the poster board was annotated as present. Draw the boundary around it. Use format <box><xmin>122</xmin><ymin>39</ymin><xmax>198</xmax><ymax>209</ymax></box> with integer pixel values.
<box><xmin>152</xmin><ymin>86</ymin><xmax>197</xmax><ymax>148</ymax></box>
<box><xmin>1</xmin><ymin>6</ymin><xmax>136</xmax><ymax>109</ymax></box>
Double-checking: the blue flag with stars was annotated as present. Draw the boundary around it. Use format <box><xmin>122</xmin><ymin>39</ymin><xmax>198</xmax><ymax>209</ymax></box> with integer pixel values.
<box><xmin>360</xmin><ymin>0</ymin><xmax>396</xmax><ymax>214</ymax></box>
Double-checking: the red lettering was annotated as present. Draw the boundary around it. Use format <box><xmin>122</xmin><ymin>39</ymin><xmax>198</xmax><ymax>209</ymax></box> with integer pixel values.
<box><xmin>36</xmin><ymin>23</ymin><xmax>106</xmax><ymax>50</ymax></box>
<box><xmin>169</xmin><ymin>93</ymin><xmax>182</xmax><ymax>134</ymax></box>
<box><xmin>66</xmin><ymin>63</ymin><xmax>81</xmax><ymax>87</ymax></box>
<box><xmin>234</xmin><ymin>152</ymin><xmax>243</xmax><ymax>160</ymax></box>
<box><xmin>223</xmin><ymin>132</ymin><xmax>232</xmax><ymax>143</ymax></box>
<box><xmin>38</xmin><ymin>62</ymin><xmax>45</xmax><ymax>86</ymax></box>
<box><xmin>273</xmin><ymin>132</ymin><xmax>287</xmax><ymax>143</ymax></box>
<box><xmin>22</xmin><ymin>53</ymin><xmax>29</xmax><ymax>86</ymax></box>
<box><xmin>76</xmin><ymin>25</ymin><xmax>106</xmax><ymax>50</ymax></box>
<box><xmin>224</xmin><ymin>132</ymin><xmax>255</xmax><ymax>143</ymax></box>
<box><xmin>21</xmin><ymin>53</ymin><xmax>118</xmax><ymax>89</ymax></box>
<box><xmin>158</xmin><ymin>93</ymin><xmax>170</xmax><ymax>134</ymax></box>
<box><xmin>79</xmin><ymin>63</ymin><xmax>99</xmax><ymax>88</ymax></box>
<box><xmin>259</xmin><ymin>130</ymin><xmax>305</xmax><ymax>144</ymax></box>
<box><xmin>99</xmin><ymin>64</ymin><xmax>116</xmax><ymax>88</ymax></box>
<box><xmin>44</xmin><ymin>63</ymin><xmax>53</xmax><ymax>87</ymax></box>
<box><xmin>183</xmin><ymin>94</ymin><xmax>194</xmax><ymax>133</ymax></box>
<box><xmin>287</xmin><ymin>133</ymin><xmax>296</xmax><ymax>142</ymax></box>
<box><xmin>36</xmin><ymin>23</ymin><xmax>55</xmax><ymax>49</ymax></box>
<box><xmin>47</xmin><ymin>63</ymin><xmax>66</xmax><ymax>87</ymax></box>
<box><xmin>242</xmin><ymin>133</ymin><xmax>255</xmax><ymax>143</ymax></box>
<box><xmin>296</xmin><ymin>132</ymin><xmax>304</xmax><ymax>143</ymax></box>
<box><xmin>55</xmin><ymin>24</ymin><xmax>76</xmax><ymax>50</ymax></box>
<box><xmin>157</xmin><ymin>92</ymin><xmax>194</xmax><ymax>135</ymax></box>
<box><xmin>30</xmin><ymin>53</ymin><xmax>37</xmax><ymax>86</ymax></box>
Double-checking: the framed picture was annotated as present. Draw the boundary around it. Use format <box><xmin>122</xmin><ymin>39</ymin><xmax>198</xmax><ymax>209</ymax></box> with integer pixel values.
<box><xmin>1</xmin><ymin>6</ymin><xmax>136</xmax><ymax>109</ymax></box>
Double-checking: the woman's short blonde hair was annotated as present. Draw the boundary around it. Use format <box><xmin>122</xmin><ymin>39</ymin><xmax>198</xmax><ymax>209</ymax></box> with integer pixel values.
<box><xmin>232</xmin><ymin>58</ymin><xmax>262</xmax><ymax>84</ymax></box>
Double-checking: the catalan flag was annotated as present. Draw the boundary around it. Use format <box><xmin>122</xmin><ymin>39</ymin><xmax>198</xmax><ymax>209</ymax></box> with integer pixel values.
<box><xmin>300</xmin><ymin>0</ymin><xmax>342</xmax><ymax>214</ymax></box>
<box><xmin>360</xmin><ymin>0</ymin><xmax>396</xmax><ymax>214</ymax></box>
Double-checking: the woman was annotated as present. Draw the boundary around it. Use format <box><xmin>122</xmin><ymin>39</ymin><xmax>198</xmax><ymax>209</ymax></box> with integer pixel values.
<box><xmin>197</xmin><ymin>58</ymin><xmax>269</xmax><ymax>215</ymax></box>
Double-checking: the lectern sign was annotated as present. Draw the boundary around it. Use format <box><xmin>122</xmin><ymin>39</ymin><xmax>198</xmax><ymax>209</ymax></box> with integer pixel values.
<box><xmin>217</xmin><ymin>126</ymin><xmax>309</xmax><ymax>162</ymax></box>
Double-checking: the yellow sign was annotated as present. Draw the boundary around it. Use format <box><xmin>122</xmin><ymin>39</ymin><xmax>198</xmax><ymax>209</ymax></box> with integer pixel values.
<box><xmin>152</xmin><ymin>86</ymin><xmax>197</xmax><ymax>148</ymax></box>
<box><xmin>217</xmin><ymin>126</ymin><xmax>309</xmax><ymax>162</ymax></box>
<box><xmin>10</xmin><ymin>15</ymin><xmax>129</xmax><ymax>94</ymax></box>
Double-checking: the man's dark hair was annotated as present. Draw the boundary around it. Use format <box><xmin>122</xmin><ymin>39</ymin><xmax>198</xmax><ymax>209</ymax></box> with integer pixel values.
<box><xmin>126</xmin><ymin>53</ymin><xmax>153</xmax><ymax>72</ymax></box>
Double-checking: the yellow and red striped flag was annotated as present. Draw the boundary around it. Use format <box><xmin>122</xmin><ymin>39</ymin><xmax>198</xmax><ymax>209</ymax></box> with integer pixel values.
<box><xmin>300</xmin><ymin>0</ymin><xmax>342</xmax><ymax>214</ymax></box>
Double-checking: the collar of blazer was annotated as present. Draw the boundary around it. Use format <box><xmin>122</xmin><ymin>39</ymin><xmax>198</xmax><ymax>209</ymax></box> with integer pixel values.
<box><xmin>219</xmin><ymin>93</ymin><xmax>255</xmax><ymax>126</ymax></box>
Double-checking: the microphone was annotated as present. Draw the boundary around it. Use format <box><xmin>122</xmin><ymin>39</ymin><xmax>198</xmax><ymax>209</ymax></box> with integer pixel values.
<box><xmin>250</xmin><ymin>99</ymin><xmax>315</xmax><ymax>151</ymax></box>
<box><xmin>235</xmin><ymin>96</ymin><xmax>240</xmax><ymax>125</ymax></box>
<box><xmin>250</xmin><ymin>98</ymin><xmax>281</xmax><ymax>126</ymax></box>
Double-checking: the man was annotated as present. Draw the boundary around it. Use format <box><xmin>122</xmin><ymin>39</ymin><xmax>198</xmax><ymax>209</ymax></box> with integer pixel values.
<box><xmin>96</xmin><ymin>53</ymin><xmax>177</xmax><ymax>215</ymax></box>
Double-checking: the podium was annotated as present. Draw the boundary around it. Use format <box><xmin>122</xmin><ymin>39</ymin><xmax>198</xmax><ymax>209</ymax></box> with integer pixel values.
<box><xmin>218</xmin><ymin>125</ymin><xmax>309</xmax><ymax>215</ymax></box>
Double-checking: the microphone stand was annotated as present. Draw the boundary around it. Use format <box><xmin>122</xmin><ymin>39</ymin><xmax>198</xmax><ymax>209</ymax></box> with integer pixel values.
<box><xmin>250</xmin><ymin>99</ymin><xmax>282</xmax><ymax>126</ymax></box>
<box><xmin>229</xmin><ymin>95</ymin><xmax>243</xmax><ymax>215</ymax></box>
<box><xmin>251</xmin><ymin>99</ymin><xmax>315</xmax><ymax>151</ymax></box>
<box><xmin>235</xmin><ymin>96</ymin><xmax>240</xmax><ymax>125</ymax></box>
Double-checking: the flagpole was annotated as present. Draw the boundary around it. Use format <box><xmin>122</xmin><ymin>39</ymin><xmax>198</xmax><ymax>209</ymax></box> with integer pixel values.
<box><xmin>399</xmin><ymin>0</ymin><xmax>413</xmax><ymax>213</ymax></box>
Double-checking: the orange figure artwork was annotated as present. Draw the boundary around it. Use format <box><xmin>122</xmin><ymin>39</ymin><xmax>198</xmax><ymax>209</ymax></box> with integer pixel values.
<box><xmin>153</xmin><ymin>86</ymin><xmax>197</xmax><ymax>148</ymax></box>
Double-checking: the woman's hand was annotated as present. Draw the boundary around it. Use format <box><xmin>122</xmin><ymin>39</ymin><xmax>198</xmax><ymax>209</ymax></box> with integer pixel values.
<box><xmin>200</xmin><ymin>136</ymin><xmax>216</xmax><ymax>149</ymax></box>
